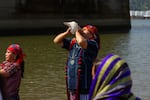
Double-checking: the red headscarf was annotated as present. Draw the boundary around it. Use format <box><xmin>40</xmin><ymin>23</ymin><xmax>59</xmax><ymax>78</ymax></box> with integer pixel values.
<box><xmin>7</xmin><ymin>44</ymin><xmax>25</xmax><ymax>65</ymax></box>
<box><xmin>83</xmin><ymin>25</ymin><xmax>98</xmax><ymax>35</ymax></box>
<box><xmin>83</xmin><ymin>25</ymin><xmax>100</xmax><ymax>49</ymax></box>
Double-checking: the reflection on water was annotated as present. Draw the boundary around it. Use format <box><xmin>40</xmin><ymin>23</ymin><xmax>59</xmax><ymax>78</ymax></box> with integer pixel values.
<box><xmin>0</xmin><ymin>19</ymin><xmax>149</xmax><ymax>100</ymax></box>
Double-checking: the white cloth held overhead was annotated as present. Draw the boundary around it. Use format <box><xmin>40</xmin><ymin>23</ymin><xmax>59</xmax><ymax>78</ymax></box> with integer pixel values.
<box><xmin>64</xmin><ymin>21</ymin><xmax>81</xmax><ymax>34</ymax></box>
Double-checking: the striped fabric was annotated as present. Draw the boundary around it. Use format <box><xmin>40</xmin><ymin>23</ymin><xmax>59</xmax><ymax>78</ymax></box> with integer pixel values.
<box><xmin>89</xmin><ymin>54</ymin><xmax>141</xmax><ymax>100</ymax></box>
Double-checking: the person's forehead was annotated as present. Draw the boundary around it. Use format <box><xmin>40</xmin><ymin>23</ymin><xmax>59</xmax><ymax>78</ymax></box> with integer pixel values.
<box><xmin>6</xmin><ymin>50</ymin><xmax>15</xmax><ymax>54</ymax></box>
<box><xmin>83</xmin><ymin>27</ymin><xmax>89</xmax><ymax>30</ymax></box>
<box><xmin>82</xmin><ymin>27</ymin><xmax>91</xmax><ymax>33</ymax></box>
<box><xmin>6</xmin><ymin>50</ymin><xmax>12</xmax><ymax>53</ymax></box>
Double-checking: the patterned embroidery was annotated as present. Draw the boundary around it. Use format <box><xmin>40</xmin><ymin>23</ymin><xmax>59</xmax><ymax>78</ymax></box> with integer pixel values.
<box><xmin>0</xmin><ymin>61</ymin><xmax>18</xmax><ymax>75</ymax></box>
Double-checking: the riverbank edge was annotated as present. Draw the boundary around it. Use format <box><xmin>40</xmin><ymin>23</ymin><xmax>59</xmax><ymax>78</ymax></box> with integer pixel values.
<box><xmin>0</xmin><ymin>18</ymin><xmax>131</xmax><ymax>35</ymax></box>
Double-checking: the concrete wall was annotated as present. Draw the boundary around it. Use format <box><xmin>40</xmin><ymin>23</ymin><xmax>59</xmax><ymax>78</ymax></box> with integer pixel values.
<box><xmin>0</xmin><ymin>0</ymin><xmax>16</xmax><ymax>17</ymax></box>
<box><xmin>0</xmin><ymin>0</ymin><xmax>131</xmax><ymax>32</ymax></box>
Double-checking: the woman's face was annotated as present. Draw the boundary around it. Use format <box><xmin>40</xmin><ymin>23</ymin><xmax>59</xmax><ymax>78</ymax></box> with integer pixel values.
<box><xmin>5</xmin><ymin>50</ymin><xmax>16</xmax><ymax>62</ymax></box>
<box><xmin>82</xmin><ymin>27</ymin><xmax>93</xmax><ymax>39</ymax></box>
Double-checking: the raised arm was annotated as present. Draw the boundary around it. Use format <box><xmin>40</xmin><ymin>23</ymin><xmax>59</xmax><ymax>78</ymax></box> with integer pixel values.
<box><xmin>0</xmin><ymin>69</ymin><xmax>10</xmax><ymax>77</ymax></box>
<box><xmin>75</xmin><ymin>30</ymin><xmax>88</xmax><ymax>49</ymax></box>
<box><xmin>53</xmin><ymin>28</ymin><xmax>71</xmax><ymax>46</ymax></box>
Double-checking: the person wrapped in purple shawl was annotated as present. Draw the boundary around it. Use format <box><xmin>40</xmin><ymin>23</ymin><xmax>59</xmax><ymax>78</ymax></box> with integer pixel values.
<box><xmin>89</xmin><ymin>54</ymin><xmax>141</xmax><ymax>100</ymax></box>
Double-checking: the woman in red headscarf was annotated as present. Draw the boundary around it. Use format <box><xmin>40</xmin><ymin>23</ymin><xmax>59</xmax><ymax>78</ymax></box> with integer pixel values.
<box><xmin>54</xmin><ymin>24</ymin><xmax>100</xmax><ymax>100</ymax></box>
<box><xmin>0</xmin><ymin>44</ymin><xmax>25</xmax><ymax>100</ymax></box>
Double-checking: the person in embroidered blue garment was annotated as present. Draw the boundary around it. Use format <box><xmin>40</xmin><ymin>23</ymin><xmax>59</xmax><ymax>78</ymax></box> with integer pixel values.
<box><xmin>53</xmin><ymin>25</ymin><xmax>100</xmax><ymax>100</ymax></box>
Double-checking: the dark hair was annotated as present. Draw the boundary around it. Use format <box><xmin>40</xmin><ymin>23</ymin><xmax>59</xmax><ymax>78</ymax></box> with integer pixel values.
<box><xmin>16</xmin><ymin>55</ymin><xmax>25</xmax><ymax>78</ymax></box>
<box><xmin>94</xmin><ymin>33</ymin><xmax>101</xmax><ymax>50</ymax></box>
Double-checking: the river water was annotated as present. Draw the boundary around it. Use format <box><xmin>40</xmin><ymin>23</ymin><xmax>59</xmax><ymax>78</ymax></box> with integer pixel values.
<box><xmin>0</xmin><ymin>19</ymin><xmax>149</xmax><ymax>100</ymax></box>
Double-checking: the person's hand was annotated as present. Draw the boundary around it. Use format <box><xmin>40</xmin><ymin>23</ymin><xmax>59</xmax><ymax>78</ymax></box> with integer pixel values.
<box><xmin>76</xmin><ymin>29</ymin><xmax>84</xmax><ymax>37</ymax></box>
<box><xmin>65</xmin><ymin>28</ymin><xmax>72</xmax><ymax>35</ymax></box>
<box><xmin>64</xmin><ymin>21</ymin><xmax>81</xmax><ymax>34</ymax></box>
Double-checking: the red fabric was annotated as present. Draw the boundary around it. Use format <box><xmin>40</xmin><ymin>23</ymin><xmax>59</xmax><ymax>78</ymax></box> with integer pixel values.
<box><xmin>7</xmin><ymin>44</ymin><xmax>25</xmax><ymax>65</ymax></box>
<box><xmin>69</xmin><ymin>38</ymin><xmax>76</xmax><ymax>50</ymax></box>
<box><xmin>83</xmin><ymin>25</ymin><xmax>98</xmax><ymax>35</ymax></box>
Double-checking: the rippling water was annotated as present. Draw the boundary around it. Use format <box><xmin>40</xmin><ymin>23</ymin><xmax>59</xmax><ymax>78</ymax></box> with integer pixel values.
<box><xmin>0</xmin><ymin>19</ymin><xmax>149</xmax><ymax>100</ymax></box>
